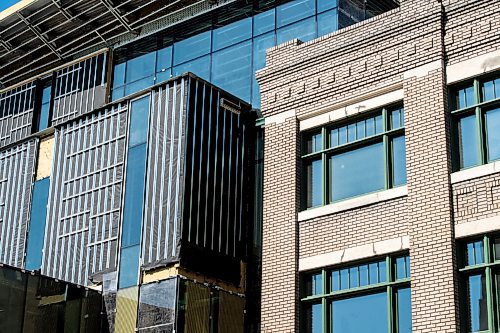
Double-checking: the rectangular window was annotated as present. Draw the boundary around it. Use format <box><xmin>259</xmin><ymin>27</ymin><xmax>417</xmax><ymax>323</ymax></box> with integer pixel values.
<box><xmin>459</xmin><ymin>235</ymin><xmax>500</xmax><ymax>332</ymax></box>
<box><xmin>302</xmin><ymin>104</ymin><xmax>406</xmax><ymax>209</ymax></box>
<box><xmin>451</xmin><ymin>72</ymin><xmax>500</xmax><ymax>170</ymax></box>
<box><xmin>302</xmin><ymin>254</ymin><xmax>411</xmax><ymax>333</ymax></box>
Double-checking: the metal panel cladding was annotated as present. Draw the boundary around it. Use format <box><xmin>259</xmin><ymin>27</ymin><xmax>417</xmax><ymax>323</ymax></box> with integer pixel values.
<box><xmin>0</xmin><ymin>139</ymin><xmax>37</xmax><ymax>268</ymax></box>
<box><xmin>0</xmin><ymin>82</ymin><xmax>36</xmax><ymax>148</ymax></box>
<box><xmin>51</xmin><ymin>53</ymin><xmax>108</xmax><ymax>126</ymax></box>
<box><xmin>142</xmin><ymin>78</ymin><xmax>188</xmax><ymax>265</ymax></box>
<box><xmin>42</xmin><ymin>104</ymin><xmax>127</xmax><ymax>286</ymax></box>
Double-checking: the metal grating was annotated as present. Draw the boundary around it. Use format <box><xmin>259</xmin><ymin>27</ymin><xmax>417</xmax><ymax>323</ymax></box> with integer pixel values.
<box><xmin>0</xmin><ymin>82</ymin><xmax>36</xmax><ymax>147</ymax></box>
<box><xmin>0</xmin><ymin>139</ymin><xmax>37</xmax><ymax>268</ymax></box>
<box><xmin>42</xmin><ymin>104</ymin><xmax>128</xmax><ymax>286</ymax></box>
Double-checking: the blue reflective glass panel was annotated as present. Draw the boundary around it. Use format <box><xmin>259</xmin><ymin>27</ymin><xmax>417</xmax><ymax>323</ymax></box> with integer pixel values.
<box><xmin>124</xmin><ymin>76</ymin><xmax>155</xmax><ymax>97</ymax></box>
<box><xmin>396</xmin><ymin>256</ymin><xmax>410</xmax><ymax>280</ymax></box>
<box><xmin>467</xmin><ymin>274</ymin><xmax>488</xmax><ymax>332</ymax></box>
<box><xmin>305</xmin><ymin>132</ymin><xmax>322</xmax><ymax>154</ymax></box>
<box><xmin>331</xmin><ymin>270</ymin><xmax>340</xmax><ymax>291</ymax></box>
<box><xmin>482</xmin><ymin>78</ymin><xmax>500</xmax><ymax>102</ymax></box>
<box><xmin>306</xmin><ymin>158</ymin><xmax>322</xmax><ymax>208</ymax></box>
<box><xmin>318</xmin><ymin>9</ymin><xmax>338</xmax><ymax>36</ymax></box>
<box><xmin>306</xmin><ymin>303</ymin><xmax>322</xmax><ymax>333</ymax></box>
<box><xmin>42</xmin><ymin>84</ymin><xmax>52</xmax><ymax>104</ymax></box>
<box><xmin>129</xmin><ymin>96</ymin><xmax>150</xmax><ymax>147</ymax></box>
<box><xmin>332</xmin><ymin>292</ymin><xmax>388</xmax><ymax>333</ymax></box>
<box><xmin>121</xmin><ymin>144</ymin><xmax>147</xmax><ymax>247</ymax></box>
<box><xmin>308</xmin><ymin>273</ymin><xmax>323</xmax><ymax>295</ymax></box>
<box><xmin>340</xmin><ymin>268</ymin><xmax>349</xmax><ymax>290</ymax></box>
<box><xmin>397</xmin><ymin>287</ymin><xmax>412</xmax><ymax>333</ymax></box>
<box><xmin>156</xmin><ymin>46</ymin><xmax>173</xmax><ymax>72</ymax></box>
<box><xmin>252</xmin><ymin>32</ymin><xmax>276</xmax><ymax>107</ymax></box>
<box><xmin>456</xmin><ymin>85</ymin><xmax>475</xmax><ymax>110</ymax></box>
<box><xmin>156</xmin><ymin>69</ymin><xmax>172</xmax><ymax>84</ymax></box>
<box><xmin>277</xmin><ymin>17</ymin><xmax>317</xmax><ymax>45</ymax></box>
<box><xmin>485</xmin><ymin>107</ymin><xmax>500</xmax><ymax>162</ymax></box>
<box><xmin>359</xmin><ymin>265</ymin><xmax>368</xmax><ymax>287</ymax></box>
<box><xmin>113</xmin><ymin>62</ymin><xmax>126</xmax><ymax>88</ymax></box>
<box><xmin>213</xmin><ymin>18</ymin><xmax>252</xmax><ymax>51</ymax></box>
<box><xmin>392</xmin><ymin>135</ymin><xmax>407</xmax><ymax>187</ymax></box>
<box><xmin>330</xmin><ymin>142</ymin><xmax>385</xmax><ymax>201</ymax></box>
<box><xmin>391</xmin><ymin>107</ymin><xmax>404</xmax><ymax>130</ymax></box>
<box><xmin>378</xmin><ymin>260</ymin><xmax>387</xmax><ymax>283</ymax></box>
<box><xmin>466</xmin><ymin>240</ymin><xmax>484</xmax><ymax>267</ymax></box>
<box><xmin>126</xmin><ymin>52</ymin><xmax>156</xmax><ymax>83</ymax></box>
<box><xmin>173</xmin><ymin>31</ymin><xmax>211</xmax><ymax>65</ymax></box>
<box><xmin>173</xmin><ymin>55</ymin><xmax>211</xmax><ymax>81</ymax></box>
<box><xmin>349</xmin><ymin>267</ymin><xmax>358</xmax><ymax>288</ymax></box>
<box><xmin>254</xmin><ymin>9</ymin><xmax>275</xmax><ymax>36</ymax></box>
<box><xmin>212</xmin><ymin>41</ymin><xmax>252</xmax><ymax>101</ymax></box>
<box><xmin>318</xmin><ymin>0</ymin><xmax>338</xmax><ymax>12</ymax></box>
<box><xmin>25</xmin><ymin>178</ymin><xmax>50</xmax><ymax>271</ymax></box>
<box><xmin>277</xmin><ymin>0</ymin><xmax>315</xmax><ymax>27</ymax></box>
<box><xmin>458</xmin><ymin>114</ymin><xmax>480</xmax><ymax>169</ymax></box>
<box><xmin>118</xmin><ymin>245</ymin><xmax>141</xmax><ymax>288</ymax></box>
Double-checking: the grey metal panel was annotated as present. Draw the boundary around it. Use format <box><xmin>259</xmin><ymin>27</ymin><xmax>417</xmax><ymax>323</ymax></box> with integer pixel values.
<box><xmin>51</xmin><ymin>53</ymin><xmax>108</xmax><ymax>126</ymax></box>
<box><xmin>0</xmin><ymin>82</ymin><xmax>36</xmax><ymax>148</ymax></box>
<box><xmin>142</xmin><ymin>78</ymin><xmax>188</xmax><ymax>266</ymax></box>
<box><xmin>0</xmin><ymin>139</ymin><xmax>37</xmax><ymax>268</ymax></box>
<box><xmin>42</xmin><ymin>104</ymin><xmax>127</xmax><ymax>286</ymax></box>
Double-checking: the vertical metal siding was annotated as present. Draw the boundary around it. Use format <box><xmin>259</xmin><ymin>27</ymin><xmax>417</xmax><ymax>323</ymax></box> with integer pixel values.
<box><xmin>42</xmin><ymin>104</ymin><xmax>127</xmax><ymax>286</ymax></box>
<box><xmin>51</xmin><ymin>53</ymin><xmax>108</xmax><ymax>126</ymax></box>
<box><xmin>0</xmin><ymin>82</ymin><xmax>36</xmax><ymax>148</ymax></box>
<box><xmin>142</xmin><ymin>78</ymin><xmax>187</xmax><ymax>265</ymax></box>
<box><xmin>0</xmin><ymin>139</ymin><xmax>37</xmax><ymax>268</ymax></box>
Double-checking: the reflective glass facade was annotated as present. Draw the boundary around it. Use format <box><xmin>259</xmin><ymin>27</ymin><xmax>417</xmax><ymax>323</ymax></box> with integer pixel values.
<box><xmin>302</xmin><ymin>254</ymin><xmax>411</xmax><ymax>333</ymax></box>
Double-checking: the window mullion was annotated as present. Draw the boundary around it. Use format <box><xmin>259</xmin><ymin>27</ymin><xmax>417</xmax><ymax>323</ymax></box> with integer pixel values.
<box><xmin>474</xmin><ymin>79</ymin><xmax>486</xmax><ymax>165</ymax></box>
<box><xmin>322</xmin><ymin>269</ymin><xmax>328</xmax><ymax>333</ymax></box>
<box><xmin>322</xmin><ymin>127</ymin><xmax>327</xmax><ymax>206</ymax></box>
<box><xmin>387</xmin><ymin>256</ymin><xmax>393</xmax><ymax>333</ymax></box>
<box><xmin>383</xmin><ymin>108</ymin><xmax>390</xmax><ymax>190</ymax></box>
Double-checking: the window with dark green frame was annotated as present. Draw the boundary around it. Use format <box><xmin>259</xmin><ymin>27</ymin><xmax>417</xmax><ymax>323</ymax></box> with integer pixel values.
<box><xmin>302</xmin><ymin>103</ymin><xmax>406</xmax><ymax>209</ymax></box>
<box><xmin>301</xmin><ymin>254</ymin><xmax>411</xmax><ymax>333</ymax></box>
<box><xmin>459</xmin><ymin>235</ymin><xmax>500</xmax><ymax>333</ymax></box>
<box><xmin>451</xmin><ymin>73</ymin><xmax>500</xmax><ymax>170</ymax></box>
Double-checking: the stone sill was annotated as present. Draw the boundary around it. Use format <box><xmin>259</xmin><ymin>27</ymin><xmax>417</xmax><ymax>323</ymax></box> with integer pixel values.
<box><xmin>451</xmin><ymin>162</ymin><xmax>500</xmax><ymax>184</ymax></box>
<box><xmin>298</xmin><ymin>186</ymin><xmax>408</xmax><ymax>222</ymax></box>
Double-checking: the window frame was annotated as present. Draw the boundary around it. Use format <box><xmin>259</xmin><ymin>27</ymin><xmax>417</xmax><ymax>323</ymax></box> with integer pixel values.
<box><xmin>300</xmin><ymin>253</ymin><xmax>411</xmax><ymax>333</ymax></box>
<box><xmin>451</xmin><ymin>73</ymin><xmax>500</xmax><ymax>171</ymax></box>
<box><xmin>459</xmin><ymin>234</ymin><xmax>500</xmax><ymax>333</ymax></box>
<box><xmin>301</xmin><ymin>102</ymin><xmax>406</xmax><ymax>210</ymax></box>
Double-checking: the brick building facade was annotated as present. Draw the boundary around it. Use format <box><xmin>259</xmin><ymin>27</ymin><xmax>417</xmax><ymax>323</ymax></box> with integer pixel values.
<box><xmin>257</xmin><ymin>0</ymin><xmax>500</xmax><ymax>331</ymax></box>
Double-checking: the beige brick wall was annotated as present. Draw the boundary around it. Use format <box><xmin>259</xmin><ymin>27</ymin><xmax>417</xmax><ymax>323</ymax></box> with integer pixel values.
<box><xmin>258</xmin><ymin>0</ymin><xmax>500</xmax><ymax>331</ymax></box>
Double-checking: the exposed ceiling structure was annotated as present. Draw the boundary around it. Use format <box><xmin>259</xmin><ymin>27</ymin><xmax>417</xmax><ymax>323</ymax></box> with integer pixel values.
<box><xmin>0</xmin><ymin>0</ymin><xmax>235</xmax><ymax>89</ymax></box>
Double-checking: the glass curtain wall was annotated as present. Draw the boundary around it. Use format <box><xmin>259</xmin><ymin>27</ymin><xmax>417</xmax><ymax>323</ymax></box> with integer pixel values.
<box><xmin>301</xmin><ymin>104</ymin><xmax>406</xmax><ymax>209</ymax></box>
<box><xmin>301</xmin><ymin>254</ymin><xmax>411</xmax><ymax>333</ymax></box>
<box><xmin>450</xmin><ymin>72</ymin><xmax>500</xmax><ymax>170</ymax></box>
<box><xmin>112</xmin><ymin>0</ymin><xmax>343</xmax><ymax>108</ymax></box>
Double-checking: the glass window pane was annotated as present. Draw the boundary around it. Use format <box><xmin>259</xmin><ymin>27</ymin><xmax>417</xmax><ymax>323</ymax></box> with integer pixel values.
<box><xmin>318</xmin><ymin>0</ymin><xmax>338</xmax><ymax>12</ymax></box>
<box><xmin>173</xmin><ymin>31</ymin><xmax>212</xmax><ymax>65</ymax></box>
<box><xmin>397</xmin><ymin>287</ymin><xmax>412</xmax><ymax>333</ymax></box>
<box><xmin>378</xmin><ymin>260</ymin><xmax>387</xmax><ymax>283</ymax></box>
<box><xmin>124</xmin><ymin>76</ymin><xmax>155</xmax><ymax>97</ymax></box>
<box><xmin>458</xmin><ymin>114</ymin><xmax>480</xmax><ymax>169</ymax></box>
<box><xmin>129</xmin><ymin>96</ymin><xmax>150</xmax><ymax>147</ymax></box>
<box><xmin>375</xmin><ymin>114</ymin><xmax>383</xmax><ymax>134</ymax></box>
<box><xmin>254</xmin><ymin>9</ymin><xmax>275</xmax><ymax>36</ymax></box>
<box><xmin>112</xmin><ymin>87</ymin><xmax>125</xmax><ymax>101</ymax></box>
<box><xmin>485</xmin><ymin>107</ymin><xmax>500</xmax><ymax>162</ymax></box>
<box><xmin>305</xmin><ymin>302</ymin><xmax>322</xmax><ymax>333</ymax></box>
<box><xmin>466</xmin><ymin>274</ymin><xmax>488</xmax><ymax>332</ymax></box>
<box><xmin>330</xmin><ymin>142</ymin><xmax>385</xmax><ymax>201</ymax></box>
<box><xmin>330</xmin><ymin>129</ymin><xmax>339</xmax><ymax>147</ymax></box>
<box><xmin>138</xmin><ymin>278</ymin><xmax>177</xmax><ymax>331</ymax></box>
<box><xmin>173</xmin><ymin>54</ymin><xmax>211</xmax><ymax>82</ymax></box>
<box><xmin>338</xmin><ymin>126</ymin><xmax>347</xmax><ymax>145</ymax></box>
<box><xmin>277</xmin><ymin>0</ymin><xmax>315</xmax><ymax>27</ymax></box>
<box><xmin>252</xmin><ymin>32</ymin><xmax>276</xmax><ymax>107</ymax></box>
<box><xmin>340</xmin><ymin>268</ymin><xmax>349</xmax><ymax>290</ymax></box>
<box><xmin>359</xmin><ymin>264</ymin><xmax>368</xmax><ymax>287</ymax></box>
<box><xmin>366</xmin><ymin>118</ymin><xmax>375</xmax><ymax>136</ymax></box>
<box><xmin>483</xmin><ymin>79</ymin><xmax>495</xmax><ymax>102</ymax></box>
<box><xmin>118</xmin><ymin>245</ymin><xmax>141</xmax><ymax>288</ymax></box>
<box><xmin>312</xmin><ymin>273</ymin><xmax>323</xmax><ymax>295</ymax></box>
<box><xmin>156</xmin><ymin>69</ymin><xmax>172</xmax><ymax>84</ymax></box>
<box><xmin>465</xmin><ymin>240</ymin><xmax>484</xmax><ymax>267</ymax></box>
<box><xmin>347</xmin><ymin>123</ymin><xmax>356</xmax><ymax>142</ymax></box>
<box><xmin>331</xmin><ymin>292</ymin><xmax>388</xmax><ymax>333</ymax></box>
<box><xmin>212</xmin><ymin>41</ymin><xmax>252</xmax><ymax>101</ymax></box>
<box><xmin>392</xmin><ymin>135</ymin><xmax>407</xmax><ymax>187</ymax></box>
<box><xmin>396</xmin><ymin>256</ymin><xmax>410</xmax><ymax>280</ymax></box>
<box><xmin>306</xmin><ymin>158</ymin><xmax>323</xmax><ymax>208</ymax></box>
<box><xmin>331</xmin><ymin>270</ymin><xmax>340</xmax><ymax>292</ymax></box>
<box><xmin>25</xmin><ymin>178</ymin><xmax>50</xmax><ymax>271</ymax></box>
<box><xmin>391</xmin><ymin>107</ymin><xmax>404</xmax><ymax>130</ymax></box>
<box><xmin>356</xmin><ymin>120</ymin><xmax>365</xmax><ymax>140</ymax></box>
<box><xmin>369</xmin><ymin>263</ymin><xmax>379</xmax><ymax>284</ymax></box>
<box><xmin>122</xmin><ymin>144</ymin><xmax>147</xmax><ymax>247</ymax></box>
<box><xmin>156</xmin><ymin>46</ymin><xmax>173</xmax><ymax>72</ymax></box>
<box><xmin>0</xmin><ymin>267</ymin><xmax>26</xmax><ymax>333</ymax></box>
<box><xmin>349</xmin><ymin>267</ymin><xmax>358</xmax><ymax>288</ymax></box>
<box><xmin>113</xmin><ymin>62</ymin><xmax>126</xmax><ymax>88</ymax></box>
<box><xmin>126</xmin><ymin>52</ymin><xmax>156</xmax><ymax>83</ymax></box>
<box><xmin>493</xmin><ymin>237</ymin><xmax>500</xmax><ymax>261</ymax></box>
<box><xmin>213</xmin><ymin>17</ymin><xmax>252</xmax><ymax>50</ymax></box>
<box><xmin>456</xmin><ymin>85</ymin><xmax>475</xmax><ymax>110</ymax></box>
<box><xmin>318</xmin><ymin>9</ymin><xmax>338</xmax><ymax>37</ymax></box>
<box><xmin>277</xmin><ymin>17</ymin><xmax>317</xmax><ymax>45</ymax></box>
<box><xmin>305</xmin><ymin>132</ymin><xmax>323</xmax><ymax>154</ymax></box>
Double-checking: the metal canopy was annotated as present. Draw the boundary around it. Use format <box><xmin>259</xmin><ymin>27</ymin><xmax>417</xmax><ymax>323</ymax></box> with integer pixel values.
<box><xmin>0</xmin><ymin>0</ymin><xmax>233</xmax><ymax>89</ymax></box>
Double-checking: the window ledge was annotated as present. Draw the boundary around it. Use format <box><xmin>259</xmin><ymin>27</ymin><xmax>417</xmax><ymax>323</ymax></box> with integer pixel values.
<box><xmin>450</xmin><ymin>162</ymin><xmax>500</xmax><ymax>184</ymax></box>
<box><xmin>298</xmin><ymin>186</ymin><xmax>408</xmax><ymax>222</ymax></box>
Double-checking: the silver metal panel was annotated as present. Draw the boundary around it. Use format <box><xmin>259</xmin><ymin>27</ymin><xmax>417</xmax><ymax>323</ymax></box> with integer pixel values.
<box><xmin>51</xmin><ymin>53</ymin><xmax>108</xmax><ymax>126</ymax></box>
<box><xmin>142</xmin><ymin>78</ymin><xmax>187</xmax><ymax>265</ymax></box>
<box><xmin>0</xmin><ymin>82</ymin><xmax>36</xmax><ymax>148</ymax></box>
<box><xmin>42</xmin><ymin>104</ymin><xmax>127</xmax><ymax>286</ymax></box>
<box><xmin>0</xmin><ymin>139</ymin><xmax>37</xmax><ymax>268</ymax></box>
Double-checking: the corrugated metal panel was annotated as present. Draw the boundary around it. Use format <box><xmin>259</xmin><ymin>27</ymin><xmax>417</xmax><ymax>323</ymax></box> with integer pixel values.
<box><xmin>0</xmin><ymin>139</ymin><xmax>37</xmax><ymax>268</ymax></box>
<box><xmin>142</xmin><ymin>78</ymin><xmax>187</xmax><ymax>265</ymax></box>
<box><xmin>42</xmin><ymin>104</ymin><xmax>127</xmax><ymax>285</ymax></box>
<box><xmin>0</xmin><ymin>82</ymin><xmax>36</xmax><ymax>147</ymax></box>
<box><xmin>51</xmin><ymin>53</ymin><xmax>108</xmax><ymax>126</ymax></box>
